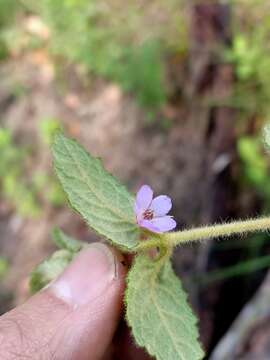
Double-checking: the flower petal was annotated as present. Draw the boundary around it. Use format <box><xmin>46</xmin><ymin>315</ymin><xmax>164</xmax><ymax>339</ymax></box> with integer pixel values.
<box><xmin>150</xmin><ymin>216</ymin><xmax>177</xmax><ymax>233</ymax></box>
<box><xmin>134</xmin><ymin>185</ymin><xmax>153</xmax><ymax>214</ymax></box>
<box><xmin>150</xmin><ymin>195</ymin><xmax>172</xmax><ymax>216</ymax></box>
<box><xmin>140</xmin><ymin>219</ymin><xmax>160</xmax><ymax>233</ymax></box>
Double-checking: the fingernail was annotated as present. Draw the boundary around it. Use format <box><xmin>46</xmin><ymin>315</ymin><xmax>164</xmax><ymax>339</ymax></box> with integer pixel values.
<box><xmin>49</xmin><ymin>243</ymin><xmax>120</xmax><ymax>308</ymax></box>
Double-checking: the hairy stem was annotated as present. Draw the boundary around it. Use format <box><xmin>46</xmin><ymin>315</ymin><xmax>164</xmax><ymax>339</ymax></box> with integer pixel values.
<box><xmin>136</xmin><ymin>217</ymin><xmax>270</xmax><ymax>251</ymax></box>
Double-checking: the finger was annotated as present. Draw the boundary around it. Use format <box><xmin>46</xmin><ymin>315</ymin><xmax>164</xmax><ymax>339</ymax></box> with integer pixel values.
<box><xmin>0</xmin><ymin>243</ymin><xmax>127</xmax><ymax>360</ymax></box>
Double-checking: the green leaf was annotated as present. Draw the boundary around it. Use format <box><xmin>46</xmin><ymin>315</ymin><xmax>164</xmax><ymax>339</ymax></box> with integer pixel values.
<box><xmin>126</xmin><ymin>255</ymin><xmax>204</xmax><ymax>360</ymax></box>
<box><xmin>29</xmin><ymin>249</ymin><xmax>73</xmax><ymax>293</ymax></box>
<box><xmin>52</xmin><ymin>133</ymin><xmax>139</xmax><ymax>250</ymax></box>
<box><xmin>52</xmin><ymin>227</ymin><xmax>83</xmax><ymax>252</ymax></box>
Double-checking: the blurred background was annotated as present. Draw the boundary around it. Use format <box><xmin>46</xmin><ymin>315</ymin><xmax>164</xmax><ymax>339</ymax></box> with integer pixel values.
<box><xmin>1</xmin><ymin>0</ymin><xmax>270</xmax><ymax>358</ymax></box>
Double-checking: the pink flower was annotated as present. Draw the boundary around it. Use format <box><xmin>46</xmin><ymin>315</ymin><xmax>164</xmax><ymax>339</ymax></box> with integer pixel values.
<box><xmin>134</xmin><ymin>185</ymin><xmax>177</xmax><ymax>233</ymax></box>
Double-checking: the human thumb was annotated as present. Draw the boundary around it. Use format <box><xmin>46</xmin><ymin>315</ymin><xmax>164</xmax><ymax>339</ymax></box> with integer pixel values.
<box><xmin>0</xmin><ymin>243</ymin><xmax>127</xmax><ymax>360</ymax></box>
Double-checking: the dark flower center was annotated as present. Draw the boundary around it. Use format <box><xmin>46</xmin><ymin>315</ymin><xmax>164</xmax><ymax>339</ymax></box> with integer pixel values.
<box><xmin>143</xmin><ymin>209</ymin><xmax>154</xmax><ymax>220</ymax></box>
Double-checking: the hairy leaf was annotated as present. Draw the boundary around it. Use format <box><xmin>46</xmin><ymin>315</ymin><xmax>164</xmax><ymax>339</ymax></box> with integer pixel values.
<box><xmin>126</xmin><ymin>255</ymin><xmax>204</xmax><ymax>360</ymax></box>
<box><xmin>53</xmin><ymin>133</ymin><xmax>139</xmax><ymax>250</ymax></box>
<box><xmin>30</xmin><ymin>249</ymin><xmax>73</xmax><ymax>293</ymax></box>
<box><xmin>52</xmin><ymin>227</ymin><xmax>83</xmax><ymax>252</ymax></box>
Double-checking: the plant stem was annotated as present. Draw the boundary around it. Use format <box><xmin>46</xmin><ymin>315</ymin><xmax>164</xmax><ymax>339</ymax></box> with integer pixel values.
<box><xmin>197</xmin><ymin>254</ymin><xmax>270</xmax><ymax>286</ymax></box>
<box><xmin>136</xmin><ymin>217</ymin><xmax>270</xmax><ymax>251</ymax></box>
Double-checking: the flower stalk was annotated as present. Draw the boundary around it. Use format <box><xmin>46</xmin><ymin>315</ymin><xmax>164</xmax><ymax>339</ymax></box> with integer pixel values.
<box><xmin>136</xmin><ymin>216</ymin><xmax>270</xmax><ymax>252</ymax></box>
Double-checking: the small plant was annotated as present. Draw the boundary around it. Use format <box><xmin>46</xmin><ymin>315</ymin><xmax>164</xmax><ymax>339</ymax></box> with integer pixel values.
<box><xmin>23</xmin><ymin>0</ymin><xmax>184</xmax><ymax>111</ymax></box>
<box><xmin>238</xmin><ymin>135</ymin><xmax>270</xmax><ymax>201</ymax></box>
<box><xmin>0</xmin><ymin>125</ymin><xmax>65</xmax><ymax>218</ymax></box>
<box><xmin>31</xmin><ymin>127</ymin><xmax>270</xmax><ymax>359</ymax></box>
<box><xmin>0</xmin><ymin>128</ymin><xmax>40</xmax><ymax>217</ymax></box>
<box><xmin>226</xmin><ymin>2</ymin><xmax>270</xmax><ymax>119</ymax></box>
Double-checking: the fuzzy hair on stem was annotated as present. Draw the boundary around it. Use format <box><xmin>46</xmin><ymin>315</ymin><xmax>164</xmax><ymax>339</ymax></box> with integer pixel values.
<box><xmin>136</xmin><ymin>217</ymin><xmax>270</xmax><ymax>252</ymax></box>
